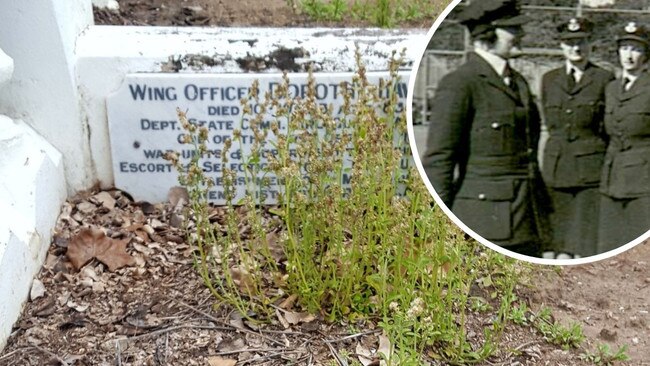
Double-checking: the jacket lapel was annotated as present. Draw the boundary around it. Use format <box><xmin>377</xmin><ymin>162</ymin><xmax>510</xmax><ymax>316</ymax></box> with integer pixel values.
<box><xmin>512</xmin><ymin>71</ymin><xmax>529</xmax><ymax>105</ymax></box>
<box><xmin>569</xmin><ymin>63</ymin><xmax>595</xmax><ymax>95</ymax></box>
<box><xmin>469</xmin><ymin>53</ymin><xmax>522</xmax><ymax>102</ymax></box>
<box><xmin>620</xmin><ymin>71</ymin><xmax>650</xmax><ymax>102</ymax></box>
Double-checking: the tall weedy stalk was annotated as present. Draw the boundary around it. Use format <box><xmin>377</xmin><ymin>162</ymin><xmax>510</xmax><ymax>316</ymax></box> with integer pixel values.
<box><xmin>169</xmin><ymin>51</ymin><xmax>521</xmax><ymax>364</ymax></box>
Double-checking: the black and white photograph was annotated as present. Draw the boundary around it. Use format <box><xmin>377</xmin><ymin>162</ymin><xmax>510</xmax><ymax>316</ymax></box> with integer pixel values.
<box><xmin>411</xmin><ymin>0</ymin><xmax>650</xmax><ymax>261</ymax></box>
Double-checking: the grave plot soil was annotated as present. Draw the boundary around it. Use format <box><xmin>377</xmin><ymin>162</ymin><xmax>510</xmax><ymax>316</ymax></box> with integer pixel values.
<box><xmin>0</xmin><ymin>188</ymin><xmax>647</xmax><ymax>365</ymax></box>
<box><xmin>92</xmin><ymin>0</ymin><xmax>435</xmax><ymax>28</ymax></box>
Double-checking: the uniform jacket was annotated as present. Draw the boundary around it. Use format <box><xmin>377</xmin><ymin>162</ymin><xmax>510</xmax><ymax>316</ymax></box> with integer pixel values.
<box><xmin>422</xmin><ymin>53</ymin><xmax>546</xmax><ymax>242</ymax></box>
<box><xmin>541</xmin><ymin>63</ymin><xmax>614</xmax><ymax>188</ymax></box>
<box><xmin>601</xmin><ymin>70</ymin><xmax>650</xmax><ymax>199</ymax></box>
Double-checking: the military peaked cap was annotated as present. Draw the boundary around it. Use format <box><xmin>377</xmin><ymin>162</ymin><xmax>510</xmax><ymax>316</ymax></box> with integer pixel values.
<box><xmin>617</xmin><ymin>21</ymin><xmax>650</xmax><ymax>48</ymax></box>
<box><xmin>457</xmin><ymin>0</ymin><xmax>530</xmax><ymax>37</ymax></box>
<box><xmin>557</xmin><ymin>17</ymin><xmax>593</xmax><ymax>39</ymax></box>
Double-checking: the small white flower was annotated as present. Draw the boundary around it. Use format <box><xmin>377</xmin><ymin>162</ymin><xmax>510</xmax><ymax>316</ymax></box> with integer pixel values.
<box><xmin>389</xmin><ymin>301</ymin><xmax>400</xmax><ymax>313</ymax></box>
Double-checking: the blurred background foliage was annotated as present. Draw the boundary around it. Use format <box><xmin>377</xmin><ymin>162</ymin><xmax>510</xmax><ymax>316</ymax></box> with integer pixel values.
<box><xmin>427</xmin><ymin>0</ymin><xmax>650</xmax><ymax>66</ymax></box>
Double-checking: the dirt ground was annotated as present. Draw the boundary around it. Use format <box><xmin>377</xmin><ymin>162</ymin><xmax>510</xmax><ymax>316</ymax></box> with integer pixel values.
<box><xmin>92</xmin><ymin>1</ymin><xmax>650</xmax><ymax>363</ymax></box>
<box><xmin>93</xmin><ymin>0</ymin><xmax>436</xmax><ymax>28</ymax></box>
<box><xmin>0</xmin><ymin>188</ymin><xmax>646</xmax><ymax>366</ymax></box>
<box><xmin>1</xmin><ymin>1</ymin><xmax>647</xmax><ymax>365</ymax></box>
<box><xmin>529</xmin><ymin>243</ymin><xmax>650</xmax><ymax>363</ymax></box>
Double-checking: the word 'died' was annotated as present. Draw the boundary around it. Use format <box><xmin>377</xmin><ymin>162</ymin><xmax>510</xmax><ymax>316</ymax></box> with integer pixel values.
<box><xmin>108</xmin><ymin>72</ymin><xmax>412</xmax><ymax>204</ymax></box>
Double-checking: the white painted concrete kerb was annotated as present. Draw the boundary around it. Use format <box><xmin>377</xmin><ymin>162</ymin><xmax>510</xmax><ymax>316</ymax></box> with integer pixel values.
<box><xmin>0</xmin><ymin>118</ymin><xmax>66</xmax><ymax>350</ymax></box>
<box><xmin>0</xmin><ymin>42</ymin><xmax>67</xmax><ymax>350</ymax></box>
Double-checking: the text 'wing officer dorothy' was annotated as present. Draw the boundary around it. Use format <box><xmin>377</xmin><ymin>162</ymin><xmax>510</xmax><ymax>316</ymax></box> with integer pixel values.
<box><xmin>421</xmin><ymin>0</ymin><xmax>550</xmax><ymax>257</ymax></box>
<box><xmin>541</xmin><ymin>18</ymin><xmax>614</xmax><ymax>258</ymax></box>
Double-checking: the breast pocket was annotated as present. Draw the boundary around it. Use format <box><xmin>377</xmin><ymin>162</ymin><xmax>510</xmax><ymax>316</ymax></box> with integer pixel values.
<box><xmin>473</xmin><ymin>111</ymin><xmax>516</xmax><ymax>154</ymax></box>
<box><xmin>574</xmin><ymin>100</ymin><xmax>603</xmax><ymax>128</ymax></box>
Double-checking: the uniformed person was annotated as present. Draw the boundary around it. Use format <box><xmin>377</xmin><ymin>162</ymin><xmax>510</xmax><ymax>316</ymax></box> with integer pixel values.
<box><xmin>422</xmin><ymin>0</ymin><xmax>550</xmax><ymax>257</ymax></box>
<box><xmin>541</xmin><ymin>18</ymin><xmax>614</xmax><ymax>258</ymax></box>
<box><xmin>598</xmin><ymin>22</ymin><xmax>650</xmax><ymax>252</ymax></box>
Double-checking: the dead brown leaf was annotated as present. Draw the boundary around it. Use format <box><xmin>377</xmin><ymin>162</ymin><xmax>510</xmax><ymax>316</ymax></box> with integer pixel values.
<box><xmin>355</xmin><ymin>343</ymin><xmax>375</xmax><ymax>366</ymax></box>
<box><xmin>279</xmin><ymin>294</ymin><xmax>298</xmax><ymax>310</ymax></box>
<box><xmin>377</xmin><ymin>333</ymin><xmax>392</xmax><ymax>366</ymax></box>
<box><xmin>93</xmin><ymin>191</ymin><xmax>116</xmax><ymax>210</ymax></box>
<box><xmin>168</xmin><ymin>186</ymin><xmax>189</xmax><ymax>208</ymax></box>
<box><xmin>230</xmin><ymin>266</ymin><xmax>255</xmax><ymax>294</ymax></box>
<box><xmin>264</xmin><ymin>232</ymin><xmax>284</xmax><ymax>262</ymax></box>
<box><xmin>66</xmin><ymin>228</ymin><xmax>135</xmax><ymax>271</ymax></box>
<box><xmin>207</xmin><ymin>356</ymin><xmax>237</xmax><ymax>366</ymax></box>
<box><xmin>283</xmin><ymin>311</ymin><xmax>315</xmax><ymax>325</ymax></box>
<box><xmin>275</xmin><ymin>309</ymin><xmax>290</xmax><ymax>329</ymax></box>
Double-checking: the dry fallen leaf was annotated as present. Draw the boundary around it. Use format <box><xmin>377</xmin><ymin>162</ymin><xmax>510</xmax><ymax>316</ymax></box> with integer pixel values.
<box><xmin>265</xmin><ymin>232</ymin><xmax>286</xmax><ymax>263</ymax></box>
<box><xmin>168</xmin><ymin>186</ymin><xmax>189</xmax><ymax>208</ymax></box>
<box><xmin>355</xmin><ymin>343</ymin><xmax>375</xmax><ymax>366</ymax></box>
<box><xmin>284</xmin><ymin>311</ymin><xmax>316</xmax><ymax>325</ymax></box>
<box><xmin>30</xmin><ymin>279</ymin><xmax>46</xmax><ymax>301</ymax></box>
<box><xmin>66</xmin><ymin>300</ymin><xmax>89</xmax><ymax>312</ymax></box>
<box><xmin>207</xmin><ymin>356</ymin><xmax>237</xmax><ymax>366</ymax></box>
<box><xmin>77</xmin><ymin>201</ymin><xmax>96</xmax><ymax>214</ymax></box>
<box><xmin>378</xmin><ymin>333</ymin><xmax>392</xmax><ymax>366</ymax></box>
<box><xmin>279</xmin><ymin>294</ymin><xmax>298</xmax><ymax>310</ymax></box>
<box><xmin>276</xmin><ymin>309</ymin><xmax>290</xmax><ymax>329</ymax></box>
<box><xmin>66</xmin><ymin>228</ymin><xmax>135</xmax><ymax>271</ymax></box>
<box><xmin>230</xmin><ymin>266</ymin><xmax>255</xmax><ymax>294</ymax></box>
<box><xmin>93</xmin><ymin>191</ymin><xmax>116</xmax><ymax>210</ymax></box>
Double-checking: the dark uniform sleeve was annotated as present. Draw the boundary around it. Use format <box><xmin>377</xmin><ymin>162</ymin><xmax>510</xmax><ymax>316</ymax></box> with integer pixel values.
<box><xmin>598</xmin><ymin>71</ymin><xmax>616</xmax><ymax>139</ymax></box>
<box><xmin>539</xmin><ymin>71</ymin><xmax>552</xmax><ymax>126</ymax></box>
<box><xmin>528</xmin><ymin>89</ymin><xmax>542</xmax><ymax>164</ymax></box>
<box><xmin>421</xmin><ymin>71</ymin><xmax>473</xmax><ymax>207</ymax></box>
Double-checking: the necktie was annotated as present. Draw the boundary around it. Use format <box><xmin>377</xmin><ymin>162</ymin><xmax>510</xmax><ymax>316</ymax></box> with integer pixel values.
<box><xmin>623</xmin><ymin>77</ymin><xmax>632</xmax><ymax>92</ymax></box>
<box><xmin>503</xmin><ymin>64</ymin><xmax>517</xmax><ymax>92</ymax></box>
<box><xmin>567</xmin><ymin>68</ymin><xmax>576</xmax><ymax>90</ymax></box>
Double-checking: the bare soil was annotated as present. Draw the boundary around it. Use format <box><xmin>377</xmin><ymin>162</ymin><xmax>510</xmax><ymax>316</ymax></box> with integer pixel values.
<box><xmin>2</xmin><ymin>188</ymin><xmax>644</xmax><ymax>365</ymax></box>
<box><xmin>93</xmin><ymin>0</ymin><xmax>435</xmax><ymax>28</ymax></box>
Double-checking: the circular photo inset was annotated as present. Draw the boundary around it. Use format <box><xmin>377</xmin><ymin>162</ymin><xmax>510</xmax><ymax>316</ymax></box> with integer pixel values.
<box><xmin>407</xmin><ymin>0</ymin><xmax>650</xmax><ymax>264</ymax></box>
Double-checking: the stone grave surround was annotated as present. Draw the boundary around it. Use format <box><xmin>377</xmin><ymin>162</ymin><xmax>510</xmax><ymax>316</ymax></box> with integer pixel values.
<box><xmin>0</xmin><ymin>0</ymin><xmax>428</xmax><ymax>350</ymax></box>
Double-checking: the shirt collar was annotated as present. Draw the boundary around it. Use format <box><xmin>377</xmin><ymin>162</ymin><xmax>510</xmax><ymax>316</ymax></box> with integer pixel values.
<box><xmin>474</xmin><ymin>48</ymin><xmax>508</xmax><ymax>77</ymax></box>
<box><xmin>622</xmin><ymin>70</ymin><xmax>640</xmax><ymax>86</ymax></box>
<box><xmin>565</xmin><ymin>61</ymin><xmax>585</xmax><ymax>82</ymax></box>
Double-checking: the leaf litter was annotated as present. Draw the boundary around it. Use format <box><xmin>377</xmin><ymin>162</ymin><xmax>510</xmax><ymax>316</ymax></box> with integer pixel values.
<box><xmin>0</xmin><ymin>188</ymin><xmax>614</xmax><ymax>365</ymax></box>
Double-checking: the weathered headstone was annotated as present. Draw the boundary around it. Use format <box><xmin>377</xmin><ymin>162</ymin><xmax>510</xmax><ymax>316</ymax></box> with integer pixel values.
<box><xmin>107</xmin><ymin>72</ymin><xmax>411</xmax><ymax>204</ymax></box>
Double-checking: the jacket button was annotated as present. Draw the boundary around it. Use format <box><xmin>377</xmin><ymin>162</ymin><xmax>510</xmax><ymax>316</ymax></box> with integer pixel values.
<box><xmin>478</xmin><ymin>193</ymin><xmax>486</xmax><ymax>200</ymax></box>
<box><xmin>491</xmin><ymin>122</ymin><xmax>499</xmax><ymax>129</ymax></box>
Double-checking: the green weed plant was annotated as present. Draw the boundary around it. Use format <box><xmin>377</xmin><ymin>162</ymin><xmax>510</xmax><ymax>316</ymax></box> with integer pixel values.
<box><xmin>168</xmin><ymin>52</ymin><xmax>529</xmax><ymax>364</ymax></box>
<box><xmin>581</xmin><ymin>344</ymin><xmax>630</xmax><ymax>365</ymax></box>
<box><xmin>532</xmin><ymin>307</ymin><xmax>586</xmax><ymax>350</ymax></box>
<box><xmin>295</xmin><ymin>0</ymin><xmax>447</xmax><ymax>27</ymax></box>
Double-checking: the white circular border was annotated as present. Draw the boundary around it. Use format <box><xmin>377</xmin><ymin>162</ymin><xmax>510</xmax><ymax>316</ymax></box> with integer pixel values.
<box><xmin>405</xmin><ymin>0</ymin><xmax>649</xmax><ymax>266</ymax></box>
